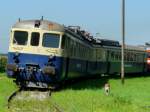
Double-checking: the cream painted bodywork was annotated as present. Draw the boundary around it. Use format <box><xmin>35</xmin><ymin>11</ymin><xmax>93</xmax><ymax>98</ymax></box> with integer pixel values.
<box><xmin>9</xmin><ymin>28</ymin><xmax>64</xmax><ymax>57</ymax></box>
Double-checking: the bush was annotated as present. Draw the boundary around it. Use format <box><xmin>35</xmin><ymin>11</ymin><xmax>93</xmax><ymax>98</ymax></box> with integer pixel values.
<box><xmin>0</xmin><ymin>56</ymin><xmax>7</xmax><ymax>72</ymax></box>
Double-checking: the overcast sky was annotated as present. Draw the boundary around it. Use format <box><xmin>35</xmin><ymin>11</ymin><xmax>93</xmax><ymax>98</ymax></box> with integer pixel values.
<box><xmin>0</xmin><ymin>0</ymin><xmax>150</xmax><ymax>53</ymax></box>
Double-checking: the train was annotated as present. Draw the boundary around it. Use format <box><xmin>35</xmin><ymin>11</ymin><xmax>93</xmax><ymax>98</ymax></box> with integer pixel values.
<box><xmin>6</xmin><ymin>19</ymin><xmax>148</xmax><ymax>88</ymax></box>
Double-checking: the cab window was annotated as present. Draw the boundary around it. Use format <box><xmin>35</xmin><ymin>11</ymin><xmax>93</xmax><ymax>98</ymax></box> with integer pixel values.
<box><xmin>42</xmin><ymin>33</ymin><xmax>60</xmax><ymax>48</ymax></box>
<box><xmin>61</xmin><ymin>35</ymin><xmax>66</xmax><ymax>49</ymax></box>
<box><xmin>13</xmin><ymin>31</ymin><xmax>28</xmax><ymax>45</ymax></box>
<box><xmin>31</xmin><ymin>32</ymin><xmax>40</xmax><ymax>46</ymax></box>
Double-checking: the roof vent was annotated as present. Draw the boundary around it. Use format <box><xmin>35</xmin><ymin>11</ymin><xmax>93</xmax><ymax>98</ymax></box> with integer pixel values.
<box><xmin>41</xmin><ymin>16</ymin><xmax>44</xmax><ymax>21</ymax></box>
<box><xmin>35</xmin><ymin>20</ymin><xmax>41</xmax><ymax>28</ymax></box>
<box><xmin>18</xmin><ymin>18</ymin><xmax>21</xmax><ymax>22</ymax></box>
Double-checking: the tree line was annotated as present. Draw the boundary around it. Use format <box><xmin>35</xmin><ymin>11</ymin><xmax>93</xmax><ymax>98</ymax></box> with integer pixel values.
<box><xmin>0</xmin><ymin>56</ymin><xmax>7</xmax><ymax>72</ymax></box>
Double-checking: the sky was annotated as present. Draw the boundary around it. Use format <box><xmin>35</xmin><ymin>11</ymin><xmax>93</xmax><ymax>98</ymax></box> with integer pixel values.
<box><xmin>0</xmin><ymin>0</ymin><xmax>150</xmax><ymax>53</ymax></box>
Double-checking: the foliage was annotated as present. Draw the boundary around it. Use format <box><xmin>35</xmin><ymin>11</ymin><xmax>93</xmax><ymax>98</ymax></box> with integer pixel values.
<box><xmin>0</xmin><ymin>56</ymin><xmax>7</xmax><ymax>72</ymax></box>
<box><xmin>0</xmin><ymin>73</ymin><xmax>17</xmax><ymax>112</ymax></box>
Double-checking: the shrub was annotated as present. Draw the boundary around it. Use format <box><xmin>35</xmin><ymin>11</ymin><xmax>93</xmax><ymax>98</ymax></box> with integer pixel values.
<box><xmin>0</xmin><ymin>56</ymin><xmax>7</xmax><ymax>72</ymax></box>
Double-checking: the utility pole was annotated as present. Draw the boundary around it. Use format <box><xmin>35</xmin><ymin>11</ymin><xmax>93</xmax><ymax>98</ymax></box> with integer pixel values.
<box><xmin>121</xmin><ymin>0</ymin><xmax>125</xmax><ymax>84</ymax></box>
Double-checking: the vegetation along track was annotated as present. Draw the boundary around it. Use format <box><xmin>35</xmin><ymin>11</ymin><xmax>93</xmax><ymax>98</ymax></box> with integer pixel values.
<box><xmin>7</xmin><ymin>87</ymin><xmax>64</xmax><ymax>112</ymax></box>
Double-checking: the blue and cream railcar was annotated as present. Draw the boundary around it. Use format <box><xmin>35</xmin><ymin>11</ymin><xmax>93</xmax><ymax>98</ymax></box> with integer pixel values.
<box><xmin>7</xmin><ymin>19</ymin><xmax>147</xmax><ymax>88</ymax></box>
<box><xmin>6</xmin><ymin>20</ymin><xmax>95</xmax><ymax>88</ymax></box>
<box><xmin>7</xmin><ymin>20</ymin><xmax>64</xmax><ymax>88</ymax></box>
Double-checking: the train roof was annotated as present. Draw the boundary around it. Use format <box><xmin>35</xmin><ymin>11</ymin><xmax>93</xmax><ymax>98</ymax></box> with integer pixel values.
<box><xmin>12</xmin><ymin>20</ymin><xmax>65</xmax><ymax>32</ymax></box>
<box><xmin>93</xmin><ymin>38</ymin><xmax>120</xmax><ymax>47</ymax></box>
<box><xmin>125</xmin><ymin>45</ymin><xmax>146</xmax><ymax>51</ymax></box>
<box><xmin>11</xmin><ymin>19</ymin><xmax>121</xmax><ymax>47</ymax></box>
<box><xmin>12</xmin><ymin>19</ymin><xmax>146</xmax><ymax>52</ymax></box>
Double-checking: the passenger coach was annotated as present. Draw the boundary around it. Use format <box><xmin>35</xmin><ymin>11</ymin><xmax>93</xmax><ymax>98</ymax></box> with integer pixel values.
<box><xmin>6</xmin><ymin>19</ymin><xmax>147</xmax><ymax>88</ymax></box>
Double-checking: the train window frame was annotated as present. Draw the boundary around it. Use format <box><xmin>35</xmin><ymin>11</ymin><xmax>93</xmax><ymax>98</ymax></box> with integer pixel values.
<box><xmin>42</xmin><ymin>33</ymin><xmax>60</xmax><ymax>48</ymax></box>
<box><xmin>30</xmin><ymin>32</ymin><xmax>40</xmax><ymax>46</ymax></box>
<box><xmin>13</xmin><ymin>31</ymin><xmax>28</xmax><ymax>45</ymax></box>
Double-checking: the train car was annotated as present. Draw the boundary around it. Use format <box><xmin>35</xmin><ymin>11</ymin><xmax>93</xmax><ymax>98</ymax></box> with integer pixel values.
<box><xmin>6</xmin><ymin>19</ymin><xmax>147</xmax><ymax>88</ymax></box>
<box><xmin>105</xmin><ymin>45</ymin><xmax>146</xmax><ymax>74</ymax></box>
<box><xmin>146</xmin><ymin>47</ymin><xmax>150</xmax><ymax>71</ymax></box>
<box><xmin>92</xmin><ymin>41</ymin><xmax>147</xmax><ymax>75</ymax></box>
<box><xmin>6</xmin><ymin>19</ymin><xmax>94</xmax><ymax>88</ymax></box>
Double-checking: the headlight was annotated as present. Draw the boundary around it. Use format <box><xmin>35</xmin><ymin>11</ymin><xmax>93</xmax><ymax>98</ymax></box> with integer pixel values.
<box><xmin>13</xmin><ymin>52</ymin><xmax>20</xmax><ymax>64</ymax></box>
<box><xmin>15</xmin><ymin>52</ymin><xmax>19</xmax><ymax>56</ymax></box>
<box><xmin>48</xmin><ymin>55</ymin><xmax>56</xmax><ymax>61</ymax></box>
<box><xmin>7</xmin><ymin>64</ymin><xmax>18</xmax><ymax>72</ymax></box>
<box><xmin>42</xmin><ymin>66</ymin><xmax>55</xmax><ymax>75</ymax></box>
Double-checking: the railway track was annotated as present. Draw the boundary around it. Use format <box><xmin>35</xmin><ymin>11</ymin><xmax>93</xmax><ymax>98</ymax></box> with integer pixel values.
<box><xmin>8</xmin><ymin>87</ymin><xmax>23</xmax><ymax>109</ymax></box>
<box><xmin>7</xmin><ymin>87</ymin><xmax>63</xmax><ymax>112</ymax></box>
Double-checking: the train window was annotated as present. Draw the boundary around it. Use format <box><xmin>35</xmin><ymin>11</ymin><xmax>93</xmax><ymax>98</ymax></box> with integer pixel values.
<box><xmin>126</xmin><ymin>52</ymin><xmax>130</xmax><ymax>61</ymax></box>
<box><xmin>61</xmin><ymin>35</ymin><xmax>66</xmax><ymax>49</ymax></box>
<box><xmin>13</xmin><ymin>31</ymin><xmax>28</xmax><ymax>45</ymax></box>
<box><xmin>116</xmin><ymin>52</ymin><xmax>120</xmax><ymax>61</ymax></box>
<box><xmin>133</xmin><ymin>54</ymin><xmax>136</xmax><ymax>61</ymax></box>
<box><xmin>118</xmin><ymin>53</ymin><xmax>121</xmax><ymax>60</ymax></box>
<box><xmin>31</xmin><ymin>32</ymin><xmax>40</xmax><ymax>46</ymax></box>
<box><xmin>116</xmin><ymin>52</ymin><xmax>118</xmax><ymax>60</ymax></box>
<box><xmin>111</xmin><ymin>52</ymin><xmax>114</xmax><ymax>60</ymax></box>
<box><xmin>148</xmin><ymin>53</ymin><xmax>150</xmax><ymax>58</ymax></box>
<box><xmin>42</xmin><ymin>33</ymin><xmax>60</xmax><ymax>48</ymax></box>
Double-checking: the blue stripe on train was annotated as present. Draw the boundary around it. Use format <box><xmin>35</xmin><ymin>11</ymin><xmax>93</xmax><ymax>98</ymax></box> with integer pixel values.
<box><xmin>7</xmin><ymin>52</ymin><xmax>63</xmax><ymax>83</ymax></box>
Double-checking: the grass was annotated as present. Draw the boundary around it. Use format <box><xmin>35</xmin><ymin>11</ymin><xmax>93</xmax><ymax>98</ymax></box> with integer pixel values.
<box><xmin>51</xmin><ymin>75</ymin><xmax>150</xmax><ymax>112</ymax></box>
<box><xmin>1</xmin><ymin>73</ymin><xmax>150</xmax><ymax>112</ymax></box>
<box><xmin>0</xmin><ymin>73</ymin><xmax>17</xmax><ymax>112</ymax></box>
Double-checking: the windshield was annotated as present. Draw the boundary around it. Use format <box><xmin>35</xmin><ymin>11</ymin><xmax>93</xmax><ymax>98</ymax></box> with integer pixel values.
<box><xmin>31</xmin><ymin>32</ymin><xmax>40</xmax><ymax>46</ymax></box>
<box><xmin>42</xmin><ymin>33</ymin><xmax>60</xmax><ymax>48</ymax></box>
<box><xmin>13</xmin><ymin>31</ymin><xmax>28</xmax><ymax>45</ymax></box>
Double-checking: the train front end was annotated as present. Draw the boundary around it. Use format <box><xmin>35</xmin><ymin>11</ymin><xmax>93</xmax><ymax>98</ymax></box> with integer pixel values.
<box><xmin>6</xmin><ymin>20</ymin><xmax>65</xmax><ymax>88</ymax></box>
